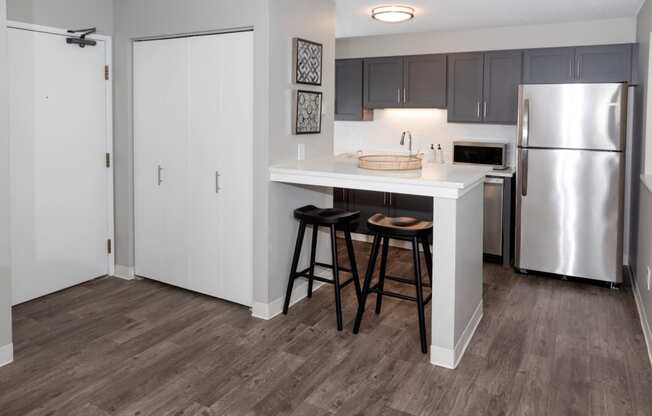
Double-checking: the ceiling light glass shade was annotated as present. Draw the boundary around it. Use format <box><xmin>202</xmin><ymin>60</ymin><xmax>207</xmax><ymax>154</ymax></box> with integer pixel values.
<box><xmin>371</xmin><ymin>5</ymin><xmax>415</xmax><ymax>23</ymax></box>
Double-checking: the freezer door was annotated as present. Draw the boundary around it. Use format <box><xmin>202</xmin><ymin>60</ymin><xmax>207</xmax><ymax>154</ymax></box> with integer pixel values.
<box><xmin>517</xmin><ymin>83</ymin><xmax>627</xmax><ymax>151</ymax></box>
<box><xmin>515</xmin><ymin>148</ymin><xmax>624</xmax><ymax>282</ymax></box>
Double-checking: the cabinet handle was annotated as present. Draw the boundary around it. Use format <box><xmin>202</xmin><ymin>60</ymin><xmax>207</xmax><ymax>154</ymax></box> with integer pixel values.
<box><xmin>483</xmin><ymin>101</ymin><xmax>488</xmax><ymax>118</ymax></box>
<box><xmin>157</xmin><ymin>165</ymin><xmax>163</xmax><ymax>186</ymax></box>
<box><xmin>215</xmin><ymin>171</ymin><xmax>221</xmax><ymax>193</ymax></box>
<box><xmin>477</xmin><ymin>101</ymin><xmax>481</xmax><ymax>119</ymax></box>
<box><xmin>397</xmin><ymin>88</ymin><xmax>401</xmax><ymax>104</ymax></box>
<box><xmin>403</xmin><ymin>88</ymin><xmax>407</xmax><ymax>103</ymax></box>
<box><xmin>569</xmin><ymin>60</ymin><xmax>573</xmax><ymax>79</ymax></box>
<box><xmin>576</xmin><ymin>59</ymin><xmax>581</xmax><ymax>79</ymax></box>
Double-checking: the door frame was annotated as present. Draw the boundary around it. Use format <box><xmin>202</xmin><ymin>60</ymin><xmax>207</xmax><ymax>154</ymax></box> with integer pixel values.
<box><xmin>7</xmin><ymin>20</ymin><xmax>115</xmax><ymax>276</ymax></box>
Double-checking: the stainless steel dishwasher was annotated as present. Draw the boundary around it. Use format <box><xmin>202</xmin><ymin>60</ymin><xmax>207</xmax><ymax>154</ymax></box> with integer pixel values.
<box><xmin>453</xmin><ymin>141</ymin><xmax>514</xmax><ymax>265</ymax></box>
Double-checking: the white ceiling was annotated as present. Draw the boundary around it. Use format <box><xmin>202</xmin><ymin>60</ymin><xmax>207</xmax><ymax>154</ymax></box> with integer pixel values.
<box><xmin>336</xmin><ymin>0</ymin><xmax>643</xmax><ymax>38</ymax></box>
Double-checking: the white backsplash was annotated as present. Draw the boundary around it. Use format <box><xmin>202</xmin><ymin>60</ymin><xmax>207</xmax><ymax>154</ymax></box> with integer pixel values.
<box><xmin>334</xmin><ymin>108</ymin><xmax>518</xmax><ymax>166</ymax></box>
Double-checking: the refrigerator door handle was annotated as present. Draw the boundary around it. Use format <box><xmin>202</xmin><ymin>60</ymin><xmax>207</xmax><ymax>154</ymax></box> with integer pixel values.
<box><xmin>521</xmin><ymin>98</ymin><xmax>530</xmax><ymax>147</ymax></box>
<box><xmin>520</xmin><ymin>149</ymin><xmax>528</xmax><ymax>197</ymax></box>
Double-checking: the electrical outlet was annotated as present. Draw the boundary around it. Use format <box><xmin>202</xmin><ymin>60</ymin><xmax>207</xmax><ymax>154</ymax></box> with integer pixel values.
<box><xmin>647</xmin><ymin>266</ymin><xmax>651</xmax><ymax>291</ymax></box>
<box><xmin>297</xmin><ymin>143</ymin><xmax>306</xmax><ymax>161</ymax></box>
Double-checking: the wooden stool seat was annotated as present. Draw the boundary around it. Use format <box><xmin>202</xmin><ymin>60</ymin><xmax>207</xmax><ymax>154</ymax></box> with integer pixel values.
<box><xmin>367</xmin><ymin>213</ymin><xmax>432</xmax><ymax>238</ymax></box>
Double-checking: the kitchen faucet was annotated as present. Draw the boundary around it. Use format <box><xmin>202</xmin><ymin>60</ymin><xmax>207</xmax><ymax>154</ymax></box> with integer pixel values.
<box><xmin>400</xmin><ymin>130</ymin><xmax>413</xmax><ymax>157</ymax></box>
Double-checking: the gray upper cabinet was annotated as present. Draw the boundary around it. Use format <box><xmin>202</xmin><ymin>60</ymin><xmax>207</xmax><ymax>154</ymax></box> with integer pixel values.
<box><xmin>523</xmin><ymin>47</ymin><xmax>575</xmax><ymax>84</ymax></box>
<box><xmin>575</xmin><ymin>44</ymin><xmax>632</xmax><ymax>83</ymax></box>
<box><xmin>364</xmin><ymin>57</ymin><xmax>403</xmax><ymax>108</ymax></box>
<box><xmin>483</xmin><ymin>50</ymin><xmax>522</xmax><ymax>124</ymax></box>
<box><xmin>335</xmin><ymin>59</ymin><xmax>372</xmax><ymax>121</ymax></box>
<box><xmin>524</xmin><ymin>45</ymin><xmax>632</xmax><ymax>84</ymax></box>
<box><xmin>447</xmin><ymin>53</ymin><xmax>484</xmax><ymax>123</ymax></box>
<box><xmin>403</xmin><ymin>54</ymin><xmax>447</xmax><ymax>108</ymax></box>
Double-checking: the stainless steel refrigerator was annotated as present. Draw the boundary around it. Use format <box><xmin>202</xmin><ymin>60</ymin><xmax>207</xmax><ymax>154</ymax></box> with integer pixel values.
<box><xmin>515</xmin><ymin>83</ymin><xmax>627</xmax><ymax>284</ymax></box>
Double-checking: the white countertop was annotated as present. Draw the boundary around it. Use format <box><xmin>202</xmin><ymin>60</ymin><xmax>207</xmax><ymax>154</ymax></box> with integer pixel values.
<box><xmin>269</xmin><ymin>156</ymin><xmax>492</xmax><ymax>199</ymax></box>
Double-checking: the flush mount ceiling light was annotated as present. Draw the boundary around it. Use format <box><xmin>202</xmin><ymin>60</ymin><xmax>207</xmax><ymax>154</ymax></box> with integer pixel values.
<box><xmin>371</xmin><ymin>5</ymin><xmax>415</xmax><ymax>23</ymax></box>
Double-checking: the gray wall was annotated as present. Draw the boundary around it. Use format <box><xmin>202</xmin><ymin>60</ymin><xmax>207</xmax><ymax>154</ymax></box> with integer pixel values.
<box><xmin>114</xmin><ymin>0</ymin><xmax>335</xmax><ymax>306</ymax></box>
<box><xmin>336</xmin><ymin>17</ymin><xmax>636</xmax><ymax>59</ymax></box>
<box><xmin>7</xmin><ymin>0</ymin><xmax>113</xmax><ymax>35</ymax></box>
<box><xmin>265</xmin><ymin>0</ymin><xmax>335</xmax><ymax>303</ymax></box>
<box><xmin>635</xmin><ymin>0</ymin><xmax>652</xmax><ymax>353</ymax></box>
<box><xmin>0</xmin><ymin>0</ymin><xmax>12</xmax><ymax>353</ymax></box>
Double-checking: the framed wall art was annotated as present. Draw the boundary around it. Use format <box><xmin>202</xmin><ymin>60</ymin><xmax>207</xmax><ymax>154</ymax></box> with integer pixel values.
<box><xmin>294</xmin><ymin>90</ymin><xmax>322</xmax><ymax>135</ymax></box>
<box><xmin>293</xmin><ymin>38</ymin><xmax>323</xmax><ymax>86</ymax></box>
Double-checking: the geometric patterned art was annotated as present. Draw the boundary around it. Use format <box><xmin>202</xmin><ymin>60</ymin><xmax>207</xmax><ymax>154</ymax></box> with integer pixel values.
<box><xmin>293</xmin><ymin>38</ymin><xmax>322</xmax><ymax>86</ymax></box>
<box><xmin>295</xmin><ymin>90</ymin><xmax>322</xmax><ymax>135</ymax></box>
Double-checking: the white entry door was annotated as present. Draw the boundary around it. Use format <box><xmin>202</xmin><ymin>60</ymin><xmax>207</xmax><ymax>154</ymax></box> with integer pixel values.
<box><xmin>8</xmin><ymin>24</ymin><xmax>113</xmax><ymax>305</ymax></box>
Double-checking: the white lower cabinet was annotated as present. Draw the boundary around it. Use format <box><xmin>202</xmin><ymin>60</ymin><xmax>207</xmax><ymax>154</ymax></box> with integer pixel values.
<box><xmin>134</xmin><ymin>31</ymin><xmax>253</xmax><ymax>307</ymax></box>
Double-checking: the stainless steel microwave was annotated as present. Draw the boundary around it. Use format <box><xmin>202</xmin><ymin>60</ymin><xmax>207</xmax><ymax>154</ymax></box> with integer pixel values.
<box><xmin>452</xmin><ymin>141</ymin><xmax>508</xmax><ymax>170</ymax></box>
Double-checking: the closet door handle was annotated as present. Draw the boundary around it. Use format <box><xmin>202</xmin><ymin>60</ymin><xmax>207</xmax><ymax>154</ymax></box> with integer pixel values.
<box><xmin>215</xmin><ymin>171</ymin><xmax>221</xmax><ymax>193</ymax></box>
<box><xmin>157</xmin><ymin>165</ymin><xmax>163</xmax><ymax>186</ymax></box>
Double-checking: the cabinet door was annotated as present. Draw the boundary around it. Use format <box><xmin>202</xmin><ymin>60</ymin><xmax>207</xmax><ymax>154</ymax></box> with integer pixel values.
<box><xmin>134</xmin><ymin>38</ymin><xmax>189</xmax><ymax>288</ymax></box>
<box><xmin>483</xmin><ymin>50</ymin><xmax>522</xmax><ymax>124</ymax></box>
<box><xmin>188</xmin><ymin>32</ymin><xmax>254</xmax><ymax>307</ymax></box>
<box><xmin>364</xmin><ymin>57</ymin><xmax>403</xmax><ymax>108</ymax></box>
<box><xmin>523</xmin><ymin>47</ymin><xmax>575</xmax><ymax>84</ymax></box>
<box><xmin>349</xmin><ymin>190</ymin><xmax>387</xmax><ymax>235</ymax></box>
<box><xmin>575</xmin><ymin>44</ymin><xmax>632</xmax><ymax>83</ymax></box>
<box><xmin>333</xmin><ymin>188</ymin><xmax>348</xmax><ymax>210</ymax></box>
<box><xmin>447</xmin><ymin>53</ymin><xmax>484</xmax><ymax>122</ymax></box>
<box><xmin>404</xmin><ymin>54</ymin><xmax>447</xmax><ymax>108</ymax></box>
<box><xmin>336</xmin><ymin>59</ymin><xmax>371</xmax><ymax>121</ymax></box>
<box><xmin>389</xmin><ymin>193</ymin><xmax>433</xmax><ymax>221</ymax></box>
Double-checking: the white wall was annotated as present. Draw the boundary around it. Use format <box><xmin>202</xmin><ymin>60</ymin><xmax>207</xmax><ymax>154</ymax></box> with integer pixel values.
<box><xmin>0</xmin><ymin>0</ymin><xmax>13</xmax><ymax>365</ymax></box>
<box><xmin>335</xmin><ymin>109</ymin><xmax>516</xmax><ymax>165</ymax></box>
<box><xmin>6</xmin><ymin>0</ymin><xmax>113</xmax><ymax>35</ymax></box>
<box><xmin>336</xmin><ymin>17</ymin><xmax>636</xmax><ymax>59</ymax></box>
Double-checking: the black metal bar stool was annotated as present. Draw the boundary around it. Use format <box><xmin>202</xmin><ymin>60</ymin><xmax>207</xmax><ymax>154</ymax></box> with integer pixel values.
<box><xmin>353</xmin><ymin>213</ymin><xmax>433</xmax><ymax>353</ymax></box>
<box><xmin>282</xmin><ymin>205</ymin><xmax>362</xmax><ymax>331</ymax></box>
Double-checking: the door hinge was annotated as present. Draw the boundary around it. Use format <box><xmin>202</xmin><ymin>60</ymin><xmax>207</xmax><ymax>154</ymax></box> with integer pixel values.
<box><xmin>104</xmin><ymin>65</ymin><xmax>109</xmax><ymax>80</ymax></box>
<box><xmin>107</xmin><ymin>239</ymin><xmax>112</xmax><ymax>254</ymax></box>
<box><xmin>105</xmin><ymin>153</ymin><xmax>111</xmax><ymax>168</ymax></box>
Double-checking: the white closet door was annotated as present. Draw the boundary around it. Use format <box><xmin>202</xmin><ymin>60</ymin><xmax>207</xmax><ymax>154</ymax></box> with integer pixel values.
<box><xmin>134</xmin><ymin>38</ymin><xmax>189</xmax><ymax>287</ymax></box>
<box><xmin>9</xmin><ymin>28</ymin><xmax>110</xmax><ymax>305</ymax></box>
<box><xmin>187</xmin><ymin>32</ymin><xmax>253</xmax><ymax>306</ymax></box>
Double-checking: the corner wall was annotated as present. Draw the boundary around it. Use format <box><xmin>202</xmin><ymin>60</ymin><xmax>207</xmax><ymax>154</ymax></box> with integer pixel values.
<box><xmin>634</xmin><ymin>0</ymin><xmax>652</xmax><ymax>365</ymax></box>
<box><xmin>262</xmin><ymin>0</ymin><xmax>336</xmax><ymax>309</ymax></box>
<box><xmin>0</xmin><ymin>0</ymin><xmax>14</xmax><ymax>366</ymax></box>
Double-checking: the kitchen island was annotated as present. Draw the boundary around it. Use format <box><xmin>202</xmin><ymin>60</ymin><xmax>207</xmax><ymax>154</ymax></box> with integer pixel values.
<box><xmin>269</xmin><ymin>156</ymin><xmax>491</xmax><ymax>369</ymax></box>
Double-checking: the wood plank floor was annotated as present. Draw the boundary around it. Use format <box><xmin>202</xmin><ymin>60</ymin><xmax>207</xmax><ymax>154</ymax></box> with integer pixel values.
<box><xmin>1</xmin><ymin>240</ymin><xmax>652</xmax><ymax>416</ymax></box>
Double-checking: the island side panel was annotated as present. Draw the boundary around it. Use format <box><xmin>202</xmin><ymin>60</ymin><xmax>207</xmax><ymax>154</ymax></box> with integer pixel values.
<box><xmin>430</xmin><ymin>182</ymin><xmax>484</xmax><ymax>369</ymax></box>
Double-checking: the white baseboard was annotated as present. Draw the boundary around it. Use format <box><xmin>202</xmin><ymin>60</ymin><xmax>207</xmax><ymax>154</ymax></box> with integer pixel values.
<box><xmin>113</xmin><ymin>264</ymin><xmax>135</xmax><ymax>281</ymax></box>
<box><xmin>430</xmin><ymin>300</ymin><xmax>483</xmax><ymax>369</ymax></box>
<box><xmin>251</xmin><ymin>267</ymin><xmax>330</xmax><ymax>320</ymax></box>
<box><xmin>631</xmin><ymin>270</ymin><xmax>652</xmax><ymax>368</ymax></box>
<box><xmin>0</xmin><ymin>343</ymin><xmax>14</xmax><ymax>367</ymax></box>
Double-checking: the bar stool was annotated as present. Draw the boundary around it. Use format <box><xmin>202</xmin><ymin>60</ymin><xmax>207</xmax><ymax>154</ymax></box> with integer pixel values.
<box><xmin>282</xmin><ymin>205</ymin><xmax>362</xmax><ymax>331</ymax></box>
<box><xmin>353</xmin><ymin>213</ymin><xmax>433</xmax><ymax>353</ymax></box>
